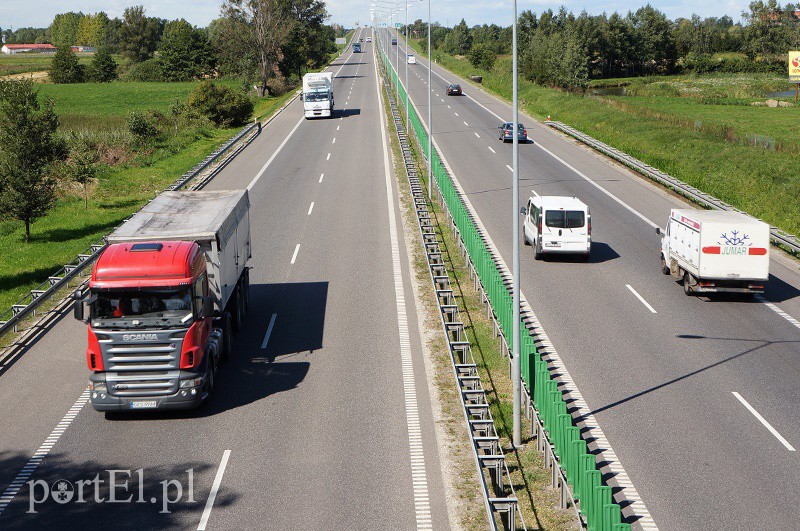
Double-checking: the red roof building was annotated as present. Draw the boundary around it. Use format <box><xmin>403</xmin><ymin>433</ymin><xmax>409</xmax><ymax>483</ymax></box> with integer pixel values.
<box><xmin>1</xmin><ymin>43</ymin><xmax>57</xmax><ymax>54</ymax></box>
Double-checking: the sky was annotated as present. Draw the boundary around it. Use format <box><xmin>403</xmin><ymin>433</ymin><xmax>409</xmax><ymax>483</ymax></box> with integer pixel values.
<box><xmin>1</xmin><ymin>1</ymin><xmax>752</xmax><ymax>32</ymax></box>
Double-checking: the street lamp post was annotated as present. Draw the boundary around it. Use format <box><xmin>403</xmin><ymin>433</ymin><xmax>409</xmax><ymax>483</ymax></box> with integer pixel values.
<box><xmin>427</xmin><ymin>0</ymin><xmax>432</xmax><ymax>200</ymax></box>
<box><xmin>511</xmin><ymin>0</ymin><xmax>521</xmax><ymax>448</ymax></box>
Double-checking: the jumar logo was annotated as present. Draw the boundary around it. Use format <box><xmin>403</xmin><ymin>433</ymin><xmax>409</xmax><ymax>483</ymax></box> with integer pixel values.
<box><xmin>793</xmin><ymin>56</ymin><xmax>800</xmax><ymax>68</ymax></box>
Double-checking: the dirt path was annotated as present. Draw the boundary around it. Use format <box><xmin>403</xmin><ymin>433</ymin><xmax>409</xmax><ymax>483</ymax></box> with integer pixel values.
<box><xmin>0</xmin><ymin>70</ymin><xmax>49</xmax><ymax>82</ymax></box>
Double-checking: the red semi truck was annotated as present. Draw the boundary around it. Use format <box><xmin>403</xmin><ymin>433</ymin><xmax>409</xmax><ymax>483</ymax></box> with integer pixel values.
<box><xmin>73</xmin><ymin>190</ymin><xmax>251</xmax><ymax>412</ymax></box>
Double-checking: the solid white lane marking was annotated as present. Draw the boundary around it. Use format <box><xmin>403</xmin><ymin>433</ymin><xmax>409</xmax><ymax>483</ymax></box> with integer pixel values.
<box><xmin>326</xmin><ymin>153</ymin><xmax>331</xmax><ymax>161</ymax></box>
<box><xmin>755</xmin><ymin>295</ymin><xmax>800</xmax><ymax>331</ymax></box>
<box><xmin>291</xmin><ymin>244</ymin><xmax>300</xmax><ymax>264</ymax></box>
<box><xmin>506</xmin><ymin>165</ymin><xmax>513</xmax><ymax>172</ymax></box>
<box><xmin>307</xmin><ymin>202</ymin><xmax>314</xmax><ymax>215</ymax></box>
<box><xmin>474</xmin><ymin>132</ymin><xmax>480</xmax><ymax>138</ymax></box>
<box><xmin>0</xmin><ymin>388</ymin><xmax>90</xmax><ymax>516</ymax></box>
<box><xmin>488</xmin><ymin>146</ymin><xmax>496</xmax><ymax>154</ymax></box>
<box><xmin>732</xmin><ymin>392</ymin><xmax>795</xmax><ymax>451</ymax></box>
<box><xmin>260</xmin><ymin>314</ymin><xmax>278</xmax><ymax>349</ymax></box>
<box><xmin>319</xmin><ymin>173</ymin><xmax>324</xmax><ymax>183</ymax></box>
<box><xmin>197</xmin><ymin>450</ymin><xmax>232</xmax><ymax>530</ymax></box>
<box><xmin>626</xmin><ymin>285</ymin><xmax>657</xmax><ymax>313</ymax></box>
<box><xmin>374</xmin><ymin>42</ymin><xmax>432</xmax><ymax>530</ymax></box>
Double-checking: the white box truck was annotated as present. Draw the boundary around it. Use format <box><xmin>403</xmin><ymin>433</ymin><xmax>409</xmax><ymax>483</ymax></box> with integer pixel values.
<box><xmin>302</xmin><ymin>72</ymin><xmax>334</xmax><ymax>119</ymax></box>
<box><xmin>657</xmin><ymin>209</ymin><xmax>770</xmax><ymax>295</ymax></box>
<box><xmin>73</xmin><ymin>190</ymin><xmax>251</xmax><ymax>411</ymax></box>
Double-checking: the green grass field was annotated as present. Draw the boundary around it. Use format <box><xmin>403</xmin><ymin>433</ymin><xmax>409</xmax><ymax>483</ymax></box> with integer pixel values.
<box><xmin>409</xmin><ymin>39</ymin><xmax>800</xmax><ymax>239</ymax></box>
<box><xmin>0</xmin><ymin>52</ymin><xmax>93</xmax><ymax>77</ymax></box>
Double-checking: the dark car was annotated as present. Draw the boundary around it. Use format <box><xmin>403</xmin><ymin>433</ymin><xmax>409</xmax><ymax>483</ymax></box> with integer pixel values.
<box><xmin>391</xmin><ymin>38</ymin><xmax>397</xmax><ymax>45</ymax></box>
<box><xmin>359</xmin><ymin>38</ymin><xmax>364</xmax><ymax>42</ymax></box>
<box><xmin>498</xmin><ymin>122</ymin><xmax>527</xmax><ymax>143</ymax></box>
<box><xmin>446</xmin><ymin>83</ymin><xmax>462</xmax><ymax>96</ymax></box>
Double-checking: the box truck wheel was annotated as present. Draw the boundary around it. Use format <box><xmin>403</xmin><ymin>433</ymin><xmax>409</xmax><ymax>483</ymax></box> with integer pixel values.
<box><xmin>683</xmin><ymin>272</ymin><xmax>695</xmax><ymax>296</ymax></box>
<box><xmin>221</xmin><ymin>312</ymin><xmax>233</xmax><ymax>360</ymax></box>
<box><xmin>660</xmin><ymin>254</ymin><xmax>670</xmax><ymax>275</ymax></box>
<box><xmin>230</xmin><ymin>288</ymin><xmax>243</xmax><ymax>331</ymax></box>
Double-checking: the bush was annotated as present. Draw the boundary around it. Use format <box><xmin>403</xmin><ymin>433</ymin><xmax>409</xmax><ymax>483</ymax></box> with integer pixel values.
<box><xmin>123</xmin><ymin>58</ymin><xmax>165</xmax><ymax>82</ymax></box>
<box><xmin>469</xmin><ymin>45</ymin><xmax>496</xmax><ymax>72</ymax></box>
<box><xmin>88</xmin><ymin>48</ymin><xmax>118</xmax><ymax>82</ymax></box>
<box><xmin>49</xmin><ymin>46</ymin><xmax>85</xmax><ymax>84</ymax></box>
<box><xmin>187</xmin><ymin>81</ymin><xmax>253</xmax><ymax>127</ymax></box>
<box><xmin>126</xmin><ymin>111</ymin><xmax>159</xmax><ymax>140</ymax></box>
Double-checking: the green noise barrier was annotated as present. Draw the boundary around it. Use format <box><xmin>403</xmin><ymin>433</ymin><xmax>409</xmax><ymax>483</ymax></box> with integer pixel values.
<box><xmin>379</xmin><ymin>48</ymin><xmax>630</xmax><ymax>531</ymax></box>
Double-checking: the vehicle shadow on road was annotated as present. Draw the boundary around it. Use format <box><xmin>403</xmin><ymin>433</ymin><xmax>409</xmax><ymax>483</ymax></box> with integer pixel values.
<box><xmin>0</xmin><ymin>451</ymin><xmax>236</xmax><ymax>530</ymax></box>
<box><xmin>337</xmin><ymin>108</ymin><xmax>361</xmax><ymax>118</ymax></box>
<box><xmin>761</xmin><ymin>273</ymin><xmax>800</xmax><ymax>304</ymax></box>
<box><xmin>534</xmin><ymin>242</ymin><xmax>619</xmax><ymax>264</ymax></box>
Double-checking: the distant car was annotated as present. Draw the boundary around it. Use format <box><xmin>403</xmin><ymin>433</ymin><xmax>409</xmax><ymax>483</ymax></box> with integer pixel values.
<box><xmin>359</xmin><ymin>38</ymin><xmax>364</xmax><ymax>42</ymax></box>
<box><xmin>391</xmin><ymin>38</ymin><xmax>397</xmax><ymax>45</ymax></box>
<box><xmin>366</xmin><ymin>37</ymin><xmax>372</xmax><ymax>42</ymax></box>
<box><xmin>446</xmin><ymin>83</ymin><xmax>462</xmax><ymax>96</ymax></box>
<box><xmin>498</xmin><ymin>122</ymin><xmax>527</xmax><ymax>143</ymax></box>
<box><xmin>353</xmin><ymin>43</ymin><xmax>361</xmax><ymax>53</ymax></box>
<box><xmin>407</xmin><ymin>54</ymin><xmax>416</xmax><ymax>64</ymax></box>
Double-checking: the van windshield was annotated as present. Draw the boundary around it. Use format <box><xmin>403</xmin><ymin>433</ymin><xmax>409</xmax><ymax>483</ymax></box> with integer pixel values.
<box><xmin>545</xmin><ymin>210</ymin><xmax>585</xmax><ymax>229</ymax></box>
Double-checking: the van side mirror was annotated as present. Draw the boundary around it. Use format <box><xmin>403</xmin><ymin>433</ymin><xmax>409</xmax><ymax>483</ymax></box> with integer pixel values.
<box><xmin>655</xmin><ymin>227</ymin><xmax>661</xmax><ymax>236</ymax></box>
<box><xmin>72</xmin><ymin>290</ymin><xmax>86</xmax><ymax>322</ymax></box>
<box><xmin>520</xmin><ymin>207</ymin><xmax>527</xmax><ymax>216</ymax></box>
<box><xmin>299</xmin><ymin>93</ymin><xmax>304</xmax><ymax>101</ymax></box>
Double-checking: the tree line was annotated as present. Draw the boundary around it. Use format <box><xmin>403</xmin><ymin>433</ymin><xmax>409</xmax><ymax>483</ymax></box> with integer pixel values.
<box><xmin>407</xmin><ymin>1</ymin><xmax>800</xmax><ymax>90</ymax></box>
<box><xmin>3</xmin><ymin>1</ymin><xmax>342</xmax><ymax>92</ymax></box>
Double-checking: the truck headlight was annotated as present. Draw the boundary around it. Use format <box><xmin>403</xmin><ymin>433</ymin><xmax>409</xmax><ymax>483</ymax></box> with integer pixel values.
<box><xmin>89</xmin><ymin>381</ymin><xmax>107</xmax><ymax>392</ymax></box>
<box><xmin>180</xmin><ymin>377</ymin><xmax>204</xmax><ymax>389</ymax></box>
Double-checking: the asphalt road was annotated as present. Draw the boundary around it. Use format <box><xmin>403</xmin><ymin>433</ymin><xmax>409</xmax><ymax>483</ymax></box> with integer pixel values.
<box><xmin>386</xmin><ymin>30</ymin><xmax>800</xmax><ymax>531</ymax></box>
<box><xmin>0</xmin><ymin>29</ymin><xmax>451</xmax><ymax>530</ymax></box>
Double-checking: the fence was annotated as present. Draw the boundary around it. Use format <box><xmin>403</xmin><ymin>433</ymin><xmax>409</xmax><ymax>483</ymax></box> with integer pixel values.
<box><xmin>379</xmin><ymin>42</ymin><xmax>633</xmax><ymax>531</ymax></box>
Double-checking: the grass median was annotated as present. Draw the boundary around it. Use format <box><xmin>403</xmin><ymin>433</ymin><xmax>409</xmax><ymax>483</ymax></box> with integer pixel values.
<box><xmin>408</xmin><ymin>39</ymin><xmax>800</xmax><ymax>239</ymax></box>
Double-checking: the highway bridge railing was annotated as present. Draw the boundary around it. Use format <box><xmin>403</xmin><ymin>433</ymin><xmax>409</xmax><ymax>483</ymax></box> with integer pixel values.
<box><xmin>379</xmin><ymin>40</ymin><xmax>636</xmax><ymax>531</ymax></box>
<box><xmin>545</xmin><ymin>120</ymin><xmax>800</xmax><ymax>256</ymax></box>
<box><xmin>0</xmin><ymin>120</ymin><xmax>260</xmax><ymax>360</ymax></box>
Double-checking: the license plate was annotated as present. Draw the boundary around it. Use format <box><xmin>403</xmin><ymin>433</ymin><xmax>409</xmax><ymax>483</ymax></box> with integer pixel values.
<box><xmin>545</xmin><ymin>242</ymin><xmax>561</xmax><ymax>247</ymax></box>
<box><xmin>130</xmin><ymin>400</ymin><xmax>157</xmax><ymax>409</ymax></box>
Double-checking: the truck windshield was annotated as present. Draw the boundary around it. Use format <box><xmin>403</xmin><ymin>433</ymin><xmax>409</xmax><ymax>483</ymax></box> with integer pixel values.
<box><xmin>305</xmin><ymin>92</ymin><xmax>329</xmax><ymax>102</ymax></box>
<box><xmin>545</xmin><ymin>210</ymin><xmax>585</xmax><ymax>229</ymax></box>
<box><xmin>91</xmin><ymin>288</ymin><xmax>193</xmax><ymax>329</ymax></box>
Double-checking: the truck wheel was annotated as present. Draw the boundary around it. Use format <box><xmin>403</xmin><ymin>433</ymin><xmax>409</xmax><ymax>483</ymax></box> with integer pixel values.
<box><xmin>660</xmin><ymin>254</ymin><xmax>670</xmax><ymax>275</ymax></box>
<box><xmin>534</xmin><ymin>239</ymin><xmax>543</xmax><ymax>260</ymax></box>
<box><xmin>203</xmin><ymin>357</ymin><xmax>215</xmax><ymax>401</ymax></box>
<box><xmin>683</xmin><ymin>272</ymin><xmax>694</xmax><ymax>296</ymax></box>
<box><xmin>241</xmin><ymin>271</ymin><xmax>250</xmax><ymax>315</ymax></box>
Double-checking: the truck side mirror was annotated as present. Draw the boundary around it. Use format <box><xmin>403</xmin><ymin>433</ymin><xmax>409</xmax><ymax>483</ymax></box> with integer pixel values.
<box><xmin>73</xmin><ymin>291</ymin><xmax>85</xmax><ymax>322</ymax></box>
<box><xmin>655</xmin><ymin>227</ymin><xmax>661</xmax><ymax>236</ymax></box>
<box><xmin>203</xmin><ymin>296</ymin><xmax>214</xmax><ymax>317</ymax></box>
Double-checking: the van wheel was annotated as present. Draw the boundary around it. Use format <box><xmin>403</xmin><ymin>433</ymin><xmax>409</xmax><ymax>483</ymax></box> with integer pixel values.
<box><xmin>524</xmin><ymin>233</ymin><xmax>531</xmax><ymax>246</ymax></box>
<box><xmin>683</xmin><ymin>272</ymin><xmax>694</xmax><ymax>296</ymax></box>
<box><xmin>534</xmin><ymin>239</ymin><xmax>543</xmax><ymax>260</ymax></box>
<box><xmin>660</xmin><ymin>254</ymin><xmax>670</xmax><ymax>275</ymax></box>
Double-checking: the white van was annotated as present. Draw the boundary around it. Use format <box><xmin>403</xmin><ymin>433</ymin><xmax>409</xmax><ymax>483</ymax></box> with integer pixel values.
<box><xmin>523</xmin><ymin>196</ymin><xmax>591</xmax><ymax>260</ymax></box>
<box><xmin>407</xmin><ymin>54</ymin><xmax>416</xmax><ymax>64</ymax></box>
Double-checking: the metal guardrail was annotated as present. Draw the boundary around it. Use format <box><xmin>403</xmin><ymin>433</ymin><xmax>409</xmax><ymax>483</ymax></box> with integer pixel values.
<box><xmin>545</xmin><ymin>120</ymin><xmax>800</xmax><ymax>256</ymax></box>
<box><xmin>0</xmin><ymin>120</ymin><xmax>260</xmax><ymax>352</ymax></box>
<box><xmin>382</xmin><ymin>62</ymin><xmax>525</xmax><ymax>531</ymax></box>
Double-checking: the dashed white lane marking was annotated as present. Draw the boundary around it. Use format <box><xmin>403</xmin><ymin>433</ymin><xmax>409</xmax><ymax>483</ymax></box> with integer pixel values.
<box><xmin>326</xmin><ymin>152</ymin><xmax>331</xmax><ymax>161</ymax></box>
<box><xmin>506</xmin><ymin>164</ymin><xmax>513</xmax><ymax>172</ymax></box>
<box><xmin>307</xmin><ymin>202</ymin><xmax>314</xmax><ymax>215</ymax></box>
<box><xmin>337</xmin><ymin>125</ymin><xmax>340</xmax><ymax>131</ymax></box>
<box><xmin>453</xmin><ymin>112</ymin><xmax>459</xmax><ymax>117</ymax></box>
<box><xmin>319</xmin><ymin>173</ymin><xmax>324</xmax><ymax>183</ymax></box>
<box><xmin>374</xmin><ymin>41</ymin><xmax>432</xmax><ymax>530</ymax></box>
<box><xmin>487</xmin><ymin>146</ymin><xmax>496</xmax><ymax>154</ymax></box>
<box><xmin>332</xmin><ymin>137</ymin><xmax>336</xmax><ymax>144</ymax></box>
<box><xmin>197</xmin><ymin>450</ymin><xmax>232</xmax><ymax>530</ymax></box>
<box><xmin>260</xmin><ymin>313</ymin><xmax>278</xmax><ymax>349</ymax></box>
<box><xmin>440</xmin><ymin>98</ymin><xmax>444</xmax><ymax>102</ymax></box>
<box><xmin>463</xmin><ymin>121</ymin><xmax>468</xmax><ymax>127</ymax></box>
<box><xmin>0</xmin><ymin>388</ymin><xmax>91</xmax><ymax>515</ymax></box>
<box><xmin>755</xmin><ymin>295</ymin><xmax>800</xmax><ymax>331</ymax></box>
<box><xmin>626</xmin><ymin>284</ymin><xmax>658</xmax><ymax>314</ymax></box>
<box><xmin>290</xmin><ymin>244</ymin><xmax>300</xmax><ymax>264</ymax></box>
<box><xmin>446</xmin><ymin>105</ymin><xmax>451</xmax><ymax>109</ymax></box>
<box><xmin>474</xmin><ymin>132</ymin><xmax>480</xmax><ymax>138</ymax></box>
<box><xmin>732</xmin><ymin>392</ymin><xmax>795</xmax><ymax>451</ymax></box>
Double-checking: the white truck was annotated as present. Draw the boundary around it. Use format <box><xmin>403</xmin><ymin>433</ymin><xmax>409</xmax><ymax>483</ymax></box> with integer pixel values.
<box><xmin>74</xmin><ymin>190</ymin><xmax>251</xmax><ymax>411</ymax></box>
<box><xmin>302</xmin><ymin>72</ymin><xmax>334</xmax><ymax>119</ymax></box>
<box><xmin>657</xmin><ymin>209</ymin><xmax>770</xmax><ymax>295</ymax></box>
